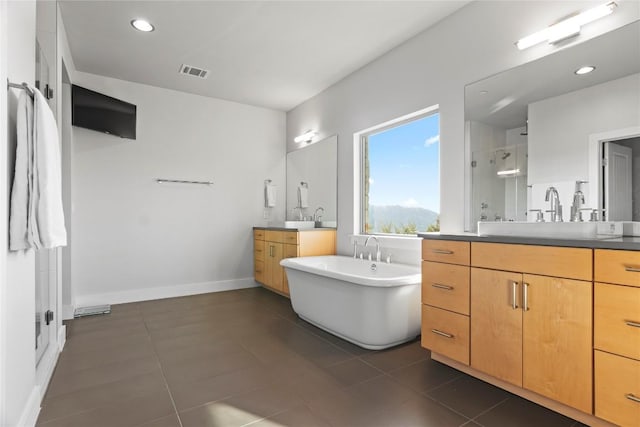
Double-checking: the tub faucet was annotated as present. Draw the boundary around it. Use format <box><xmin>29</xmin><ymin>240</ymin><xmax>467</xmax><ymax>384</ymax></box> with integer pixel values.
<box><xmin>545</xmin><ymin>187</ymin><xmax>563</xmax><ymax>222</ymax></box>
<box><xmin>364</xmin><ymin>235</ymin><xmax>381</xmax><ymax>262</ymax></box>
<box><xmin>314</xmin><ymin>207</ymin><xmax>324</xmax><ymax>222</ymax></box>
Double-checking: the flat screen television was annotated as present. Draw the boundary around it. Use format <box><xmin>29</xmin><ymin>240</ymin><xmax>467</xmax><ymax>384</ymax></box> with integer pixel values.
<box><xmin>71</xmin><ymin>85</ymin><xmax>137</xmax><ymax>139</ymax></box>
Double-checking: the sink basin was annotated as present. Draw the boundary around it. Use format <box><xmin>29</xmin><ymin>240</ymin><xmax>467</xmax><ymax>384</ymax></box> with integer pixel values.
<box><xmin>477</xmin><ymin>221</ymin><xmax>623</xmax><ymax>239</ymax></box>
<box><xmin>284</xmin><ymin>220</ymin><xmax>315</xmax><ymax>230</ymax></box>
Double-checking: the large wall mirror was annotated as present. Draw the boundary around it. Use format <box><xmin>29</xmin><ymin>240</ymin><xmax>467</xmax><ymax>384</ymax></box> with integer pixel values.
<box><xmin>286</xmin><ymin>135</ymin><xmax>338</xmax><ymax>227</ymax></box>
<box><xmin>465</xmin><ymin>21</ymin><xmax>640</xmax><ymax>231</ymax></box>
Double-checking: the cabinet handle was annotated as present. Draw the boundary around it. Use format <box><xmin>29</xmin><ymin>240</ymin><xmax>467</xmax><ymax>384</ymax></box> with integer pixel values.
<box><xmin>432</xmin><ymin>249</ymin><xmax>454</xmax><ymax>255</ymax></box>
<box><xmin>523</xmin><ymin>282</ymin><xmax>529</xmax><ymax>311</ymax></box>
<box><xmin>624</xmin><ymin>266</ymin><xmax>640</xmax><ymax>273</ymax></box>
<box><xmin>269</xmin><ymin>245</ymin><xmax>274</xmax><ymax>257</ymax></box>
<box><xmin>431</xmin><ymin>329</ymin><xmax>454</xmax><ymax>339</ymax></box>
<box><xmin>432</xmin><ymin>283</ymin><xmax>454</xmax><ymax>291</ymax></box>
<box><xmin>511</xmin><ymin>281</ymin><xmax>519</xmax><ymax>310</ymax></box>
<box><xmin>625</xmin><ymin>320</ymin><xmax>640</xmax><ymax>328</ymax></box>
<box><xmin>626</xmin><ymin>393</ymin><xmax>640</xmax><ymax>403</ymax></box>
<box><xmin>255</xmin><ymin>270</ymin><xmax>262</xmax><ymax>273</ymax></box>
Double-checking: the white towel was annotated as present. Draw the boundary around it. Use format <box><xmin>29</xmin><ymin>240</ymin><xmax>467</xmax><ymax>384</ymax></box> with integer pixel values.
<box><xmin>9</xmin><ymin>91</ymin><xmax>34</xmax><ymax>250</ymax></box>
<box><xmin>9</xmin><ymin>85</ymin><xmax>67</xmax><ymax>251</ymax></box>
<box><xmin>297</xmin><ymin>185</ymin><xmax>309</xmax><ymax>208</ymax></box>
<box><xmin>33</xmin><ymin>87</ymin><xmax>67</xmax><ymax>248</ymax></box>
<box><xmin>264</xmin><ymin>183</ymin><xmax>276</xmax><ymax>208</ymax></box>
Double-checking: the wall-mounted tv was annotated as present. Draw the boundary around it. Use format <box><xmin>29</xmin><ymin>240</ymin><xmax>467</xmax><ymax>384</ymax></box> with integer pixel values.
<box><xmin>71</xmin><ymin>85</ymin><xmax>137</xmax><ymax>139</ymax></box>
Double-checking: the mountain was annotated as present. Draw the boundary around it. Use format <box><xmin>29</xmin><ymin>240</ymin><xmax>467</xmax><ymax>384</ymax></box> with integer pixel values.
<box><xmin>368</xmin><ymin>205</ymin><xmax>439</xmax><ymax>232</ymax></box>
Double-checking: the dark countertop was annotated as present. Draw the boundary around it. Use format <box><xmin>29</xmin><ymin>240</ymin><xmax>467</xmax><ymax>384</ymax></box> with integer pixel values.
<box><xmin>417</xmin><ymin>232</ymin><xmax>640</xmax><ymax>251</ymax></box>
<box><xmin>253</xmin><ymin>226</ymin><xmax>336</xmax><ymax>231</ymax></box>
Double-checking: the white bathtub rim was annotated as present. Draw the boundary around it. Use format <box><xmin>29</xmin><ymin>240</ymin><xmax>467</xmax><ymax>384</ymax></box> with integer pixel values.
<box><xmin>298</xmin><ymin>314</ymin><xmax>419</xmax><ymax>350</ymax></box>
<box><xmin>280</xmin><ymin>256</ymin><xmax>420</xmax><ymax>288</ymax></box>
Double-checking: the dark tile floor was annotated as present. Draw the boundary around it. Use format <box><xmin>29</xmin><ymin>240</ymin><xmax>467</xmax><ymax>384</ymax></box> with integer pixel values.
<box><xmin>37</xmin><ymin>287</ymin><xmax>585</xmax><ymax>427</ymax></box>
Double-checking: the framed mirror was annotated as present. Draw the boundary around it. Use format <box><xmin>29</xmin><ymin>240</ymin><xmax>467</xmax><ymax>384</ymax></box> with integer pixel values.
<box><xmin>465</xmin><ymin>21</ymin><xmax>640</xmax><ymax>231</ymax></box>
<box><xmin>286</xmin><ymin>135</ymin><xmax>338</xmax><ymax>227</ymax></box>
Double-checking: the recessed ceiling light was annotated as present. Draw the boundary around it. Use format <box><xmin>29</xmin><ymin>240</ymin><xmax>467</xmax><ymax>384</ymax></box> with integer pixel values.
<box><xmin>575</xmin><ymin>66</ymin><xmax>596</xmax><ymax>75</ymax></box>
<box><xmin>131</xmin><ymin>19</ymin><xmax>154</xmax><ymax>32</ymax></box>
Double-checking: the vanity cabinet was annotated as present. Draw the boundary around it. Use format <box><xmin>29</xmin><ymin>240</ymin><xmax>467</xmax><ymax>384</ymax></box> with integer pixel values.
<box><xmin>421</xmin><ymin>240</ymin><xmax>470</xmax><ymax>365</ymax></box>
<box><xmin>253</xmin><ymin>228</ymin><xmax>336</xmax><ymax>296</ymax></box>
<box><xmin>593</xmin><ymin>249</ymin><xmax>640</xmax><ymax>427</ymax></box>
<box><xmin>470</xmin><ymin>242</ymin><xmax>593</xmax><ymax>413</ymax></box>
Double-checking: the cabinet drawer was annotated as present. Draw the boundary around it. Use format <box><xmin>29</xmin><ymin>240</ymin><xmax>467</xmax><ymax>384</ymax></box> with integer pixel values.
<box><xmin>595</xmin><ymin>350</ymin><xmax>640</xmax><ymax>427</ymax></box>
<box><xmin>422</xmin><ymin>240</ymin><xmax>470</xmax><ymax>266</ymax></box>
<box><xmin>471</xmin><ymin>243</ymin><xmax>592</xmax><ymax>281</ymax></box>
<box><xmin>422</xmin><ymin>261</ymin><xmax>470</xmax><ymax>315</ymax></box>
<box><xmin>254</xmin><ymin>229</ymin><xmax>265</xmax><ymax>240</ymax></box>
<box><xmin>595</xmin><ymin>282</ymin><xmax>640</xmax><ymax>360</ymax></box>
<box><xmin>254</xmin><ymin>240</ymin><xmax>265</xmax><ymax>262</ymax></box>
<box><xmin>595</xmin><ymin>249</ymin><xmax>640</xmax><ymax>287</ymax></box>
<box><xmin>254</xmin><ymin>260</ymin><xmax>265</xmax><ymax>284</ymax></box>
<box><xmin>283</xmin><ymin>231</ymin><xmax>299</xmax><ymax>245</ymax></box>
<box><xmin>421</xmin><ymin>305</ymin><xmax>469</xmax><ymax>365</ymax></box>
<box><xmin>265</xmin><ymin>230</ymin><xmax>284</xmax><ymax>243</ymax></box>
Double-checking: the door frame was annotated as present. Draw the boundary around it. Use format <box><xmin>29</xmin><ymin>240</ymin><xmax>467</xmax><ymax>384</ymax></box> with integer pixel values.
<box><xmin>588</xmin><ymin>126</ymin><xmax>640</xmax><ymax>218</ymax></box>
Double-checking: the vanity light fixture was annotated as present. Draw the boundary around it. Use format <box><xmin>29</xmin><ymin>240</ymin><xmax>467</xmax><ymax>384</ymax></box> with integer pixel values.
<box><xmin>516</xmin><ymin>1</ymin><xmax>616</xmax><ymax>50</ymax></box>
<box><xmin>575</xmin><ymin>65</ymin><xmax>596</xmax><ymax>75</ymax></box>
<box><xmin>131</xmin><ymin>19</ymin><xmax>155</xmax><ymax>32</ymax></box>
<box><xmin>294</xmin><ymin>130</ymin><xmax>317</xmax><ymax>144</ymax></box>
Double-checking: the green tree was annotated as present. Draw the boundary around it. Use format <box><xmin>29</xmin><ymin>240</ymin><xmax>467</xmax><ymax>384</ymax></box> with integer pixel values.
<box><xmin>426</xmin><ymin>216</ymin><xmax>440</xmax><ymax>232</ymax></box>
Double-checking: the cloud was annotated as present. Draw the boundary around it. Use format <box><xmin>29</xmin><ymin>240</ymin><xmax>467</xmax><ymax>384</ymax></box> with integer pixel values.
<box><xmin>402</xmin><ymin>198</ymin><xmax>419</xmax><ymax>207</ymax></box>
<box><xmin>425</xmin><ymin>134</ymin><xmax>440</xmax><ymax>146</ymax></box>
<box><xmin>368</xmin><ymin>177</ymin><xmax>374</xmax><ymax>185</ymax></box>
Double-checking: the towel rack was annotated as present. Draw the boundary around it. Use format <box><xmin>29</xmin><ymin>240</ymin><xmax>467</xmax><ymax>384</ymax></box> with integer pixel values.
<box><xmin>156</xmin><ymin>178</ymin><xmax>213</xmax><ymax>186</ymax></box>
<box><xmin>6</xmin><ymin>79</ymin><xmax>34</xmax><ymax>97</ymax></box>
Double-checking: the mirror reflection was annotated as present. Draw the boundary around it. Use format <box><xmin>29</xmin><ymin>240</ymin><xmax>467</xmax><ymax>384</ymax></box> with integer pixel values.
<box><xmin>466</xmin><ymin>21</ymin><xmax>640</xmax><ymax>231</ymax></box>
<box><xmin>286</xmin><ymin>135</ymin><xmax>337</xmax><ymax>227</ymax></box>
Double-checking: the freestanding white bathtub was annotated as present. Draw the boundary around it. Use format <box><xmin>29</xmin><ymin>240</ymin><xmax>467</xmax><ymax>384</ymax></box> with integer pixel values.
<box><xmin>280</xmin><ymin>255</ymin><xmax>421</xmax><ymax>350</ymax></box>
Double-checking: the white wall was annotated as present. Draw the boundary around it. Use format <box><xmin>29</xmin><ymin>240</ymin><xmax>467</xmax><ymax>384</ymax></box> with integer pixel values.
<box><xmin>528</xmin><ymin>73</ymin><xmax>640</xmax><ymax>185</ymax></box>
<box><xmin>71</xmin><ymin>72</ymin><xmax>286</xmax><ymax>306</ymax></box>
<box><xmin>1</xmin><ymin>1</ymin><xmax>41</xmax><ymax>425</ymax></box>
<box><xmin>286</xmin><ymin>1</ymin><xmax>639</xmax><ymax>255</ymax></box>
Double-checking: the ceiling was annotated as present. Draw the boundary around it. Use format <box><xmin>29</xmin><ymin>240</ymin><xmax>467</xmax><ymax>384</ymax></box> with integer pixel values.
<box><xmin>465</xmin><ymin>20</ymin><xmax>640</xmax><ymax>130</ymax></box>
<box><xmin>59</xmin><ymin>1</ymin><xmax>469</xmax><ymax>112</ymax></box>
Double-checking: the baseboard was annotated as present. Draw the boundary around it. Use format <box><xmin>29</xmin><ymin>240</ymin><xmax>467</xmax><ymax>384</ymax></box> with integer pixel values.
<box><xmin>16</xmin><ymin>387</ymin><xmax>40</xmax><ymax>427</ymax></box>
<box><xmin>74</xmin><ymin>278</ymin><xmax>259</xmax><ymax>308</ymax></box>
<box><xmin>62</xmin><ymin>304</ymin><xmax>74</xmax><ymax>321</ymax></box>
<box><xmin>57</xmin><ymin>324</ymin><xmax>66</xmax><ymax>351</ymax></box>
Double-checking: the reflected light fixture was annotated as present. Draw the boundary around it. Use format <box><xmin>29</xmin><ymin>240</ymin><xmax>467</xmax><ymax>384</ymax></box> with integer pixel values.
<box><xmin>294</xmin><ymin>130</ymin><xmax>317</xmax><ymax>144</ymax></box>
<box><xmin>575</xmin><ymin>65</ymin><xmax>596</xmax><ymax>75</ymax></box>
<box><xmin>131</xmin><ymin>19</ymin><xmax>154</xmax><ymax>32</ymax></box>
<box><xmin>516</xmin><ymin>2</ymin><xmax>616</xmax><ymax>50</ymax></box>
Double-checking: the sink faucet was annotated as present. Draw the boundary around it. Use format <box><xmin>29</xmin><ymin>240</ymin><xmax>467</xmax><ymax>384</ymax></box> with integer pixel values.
<box><xmin>545</xmin><ymin>187</ymin><xmax>563</xmax><ymax>222</ymax></box>
<box><xmin>364</xmin><ymin>235</ymin><xmax>381</xmax><ymax>262</ymax></box>
<box><xmin>314</xmin><ymin>207</ymin><xmax>324</xmax><ymax>222</ymax></box>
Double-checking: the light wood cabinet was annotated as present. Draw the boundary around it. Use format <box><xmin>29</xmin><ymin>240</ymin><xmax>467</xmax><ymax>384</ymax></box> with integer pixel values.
<box><xmin>421</xmin><ymin>241</ymin><xmax>471</xmax><ymax>365</ymax></box>
<box><xmin>594</xmin><ymin>249</ymin><xmax>640</xmax><ymax>427</ymax></box>
<box><xmin>253</xmin><ymin>228</ymin><xmax>336</xmax><ymax>297</ymax></box>
<box><xmin>470</xmin><ymin>243</ymin><xmax>592</xmax><ymax>413</ymax></box>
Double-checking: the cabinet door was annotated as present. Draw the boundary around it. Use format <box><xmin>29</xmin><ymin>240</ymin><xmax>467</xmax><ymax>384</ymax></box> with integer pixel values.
<box><xmin>471</xmin><ymin>268</ymin><xmax>523</xmax><ymax>387</ymax></box>
<box><xmin>265</xmin><ymin>242</ymin><xmax>284</xmax><ymax>292</ymax></box>
<box><xmin>522</xmin><ymin>274</ymin><xmax>592</xmax><ymax>413</ymax></box>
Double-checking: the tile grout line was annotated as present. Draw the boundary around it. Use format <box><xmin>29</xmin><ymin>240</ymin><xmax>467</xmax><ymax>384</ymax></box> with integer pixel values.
<box><xmin>466</xmin><ymin>396</ymin><xmax>510</xmax><ymax>425</ymax></box>
<box><xmin>142</xmin><ymin>312</ymin><xmax>185</xmax><ymax>427</ymax></box>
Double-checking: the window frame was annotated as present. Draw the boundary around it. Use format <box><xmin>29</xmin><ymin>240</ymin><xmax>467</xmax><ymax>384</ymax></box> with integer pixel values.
<box><xmin>356</xmin><ymin>105</ymin><xmax>440</xmax><ymax>236</ymax></box>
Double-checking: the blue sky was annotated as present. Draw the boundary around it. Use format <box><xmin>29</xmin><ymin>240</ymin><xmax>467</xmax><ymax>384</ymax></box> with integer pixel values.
<box><xmin>368</xmin><ymin>113</ymin><xmax>440</xmax><ymax>213</ymax></box>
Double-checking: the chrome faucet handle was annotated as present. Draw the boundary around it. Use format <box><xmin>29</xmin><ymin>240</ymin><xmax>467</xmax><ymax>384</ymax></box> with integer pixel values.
<box><xmin>367</xmin><ymin>252</ymin><xmax>372</xmax><ymax>261</ymax></box>
<box><xmin>385</xmin><ymin>254</ymin><xmax>391</xmax><ymax>264</ymax></box>
<box><xmin>529</xmin><ymin>209</ymin><xmax>544</xmax><ymax>222</ymax></box>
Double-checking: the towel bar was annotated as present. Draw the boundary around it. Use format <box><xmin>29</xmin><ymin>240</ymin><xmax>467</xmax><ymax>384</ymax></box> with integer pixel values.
<box><xmin>156</xmin><ymin>179</ymin><xmax>213</xmax><ymax>186</ymax></box>
<box><xmin>7</xmin><ymin>79</ymin><xmax>34</xmax><ymax>97</ymax></box>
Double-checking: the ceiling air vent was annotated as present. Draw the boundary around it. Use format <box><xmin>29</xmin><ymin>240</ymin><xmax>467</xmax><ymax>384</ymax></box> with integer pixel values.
<box><xmin>179</xmin><ymin>64</ymin><xmax>209</xmax><ymax>79</ymax></box>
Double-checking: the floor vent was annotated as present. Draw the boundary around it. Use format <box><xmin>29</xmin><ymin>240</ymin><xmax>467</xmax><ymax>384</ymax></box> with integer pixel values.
<box><xmin>74</xmin><ymin>305</ymin><xmax>111</xmax><ymax>318</ymax></box>
<box><xmin>179</xmin><ymin>64</ymin><xmax>209</xmax><ymax>79</ymax></box>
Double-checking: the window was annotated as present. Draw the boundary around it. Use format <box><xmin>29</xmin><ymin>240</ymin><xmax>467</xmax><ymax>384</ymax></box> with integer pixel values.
<box><xmin>361</xmin><ymin>110</ymin><xmax>440</xmax><ymax>235</ymax></box>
